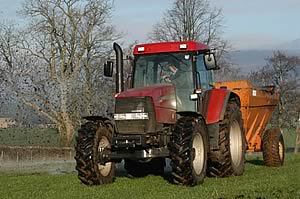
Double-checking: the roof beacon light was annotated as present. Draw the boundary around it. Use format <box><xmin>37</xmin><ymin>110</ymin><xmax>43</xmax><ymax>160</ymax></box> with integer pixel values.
<box><xmin>137</xmin><ymin>46</ymin><xmax>145</xmax><ymax>52</ymax></box>
<box><xmin>179</xmin><ymin>43</ymin><xmax>187</xmax><ymax>49</ymax></box>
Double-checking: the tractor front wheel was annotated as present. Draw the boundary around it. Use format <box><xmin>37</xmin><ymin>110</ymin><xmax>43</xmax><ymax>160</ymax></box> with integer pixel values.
<box><xmin>74</xmin><ymin>120</ymin><xmax>115</xmax><ymax>185</ymax></box>
<box><xmin>169</xmin><ymin>116</ymin><xmax>208</xmax><ymax>186</ymax></box>
<box><xmin>262</xmin><ymin>128</ymin><xmax>285</xmax><ymax>167</ymax></box>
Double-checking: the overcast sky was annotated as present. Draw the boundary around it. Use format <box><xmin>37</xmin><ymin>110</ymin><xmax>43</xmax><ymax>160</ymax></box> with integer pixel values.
<box><xmin>1</xmin><ymin>0</ymin><xmax>299</xmax><ymax>50</ymax></box>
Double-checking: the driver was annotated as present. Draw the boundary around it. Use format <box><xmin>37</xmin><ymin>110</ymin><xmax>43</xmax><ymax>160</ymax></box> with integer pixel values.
<box><xmin>161</xmin><ymin>63</ymin><xmax>178</xmax><ymax>83</ymax></box>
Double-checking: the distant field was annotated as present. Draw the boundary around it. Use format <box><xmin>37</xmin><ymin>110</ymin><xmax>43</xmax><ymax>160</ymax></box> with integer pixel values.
<box><xmin>0</xmin><ymin>154</ymin><xmax>299</xmax><ymax>199</ymax></box>
<box><xmin>283</xmin><ymin>129</ymin><xmax>297</xmax><ymax>149</ymax></box>
<box><xmin>0</xmin><ymin>127</ymin><xmax>296</xmax><ymax>148</ymax></box>
<box><xmin>0</xmin><ymin>128</ymin><xmax>60</xmax><ymax>147</ymax></box>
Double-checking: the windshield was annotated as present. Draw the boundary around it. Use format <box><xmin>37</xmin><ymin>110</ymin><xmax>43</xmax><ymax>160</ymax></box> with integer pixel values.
<box><xmin>134</xmin><ymin>53</ymin><xmax>193</xmax><ymax>88</ymax></box>
<box><xmin>133</xmin><ymin>52</ymin><xmax>196</xmax><ymax>112</ymax></box>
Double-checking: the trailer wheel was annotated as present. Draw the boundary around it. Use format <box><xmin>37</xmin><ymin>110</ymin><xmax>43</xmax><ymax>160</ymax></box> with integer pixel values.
<box><xmin>74</xmin><ymin>120</ymin><xmax>115</xmax><ymax>185</ymax></box>
<box><xmin>169</xmin><ymin>116</ymin><xmax>208</xmax><ymax>186</ymax></box>
<box><xmin>208</xmin><ymin>98</ymin><xmax>246</xmax><ymax>177</ymax></box>
<box><xmin>262</xmin><ymin>128</ymin><xmax>285</xmax><ymax>167</ymax></box>
<box><xmin>124</xmin><ymin>158</ymin><xmax>165</xmax><ymax>177</ymax></box>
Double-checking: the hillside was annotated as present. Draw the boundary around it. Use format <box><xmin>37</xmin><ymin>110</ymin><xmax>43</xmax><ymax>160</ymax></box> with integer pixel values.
<box><xmin>229</xmin><ymin>49</ymin><xmax>300</xmax><ymax>74</ymax></box>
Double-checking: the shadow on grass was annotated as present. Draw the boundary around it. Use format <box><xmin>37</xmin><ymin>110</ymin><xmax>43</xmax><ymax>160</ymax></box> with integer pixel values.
<box><xmin>246</xmin><ymin>159</ymin><xmax>264</xmax><ymax>166</ymax></box>
<box><xmin>115</xmin><ymin>161</ymin><xmax>175</xmax><ymax>184</ymax></box>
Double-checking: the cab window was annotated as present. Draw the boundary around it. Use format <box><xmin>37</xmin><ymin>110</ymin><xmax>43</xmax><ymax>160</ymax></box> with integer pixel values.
<box><xmin>196</xmin><ymin>55</ymin><xmax>213</xmax><ymax>91</ymax></box>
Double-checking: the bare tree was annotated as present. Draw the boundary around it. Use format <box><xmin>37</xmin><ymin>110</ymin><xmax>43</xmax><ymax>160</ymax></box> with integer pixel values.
<box><xmin>0</xmin><ymin>0</ymin><xmax>119</xmax><ymax>146</ymax></box>
<box><xmin>214</xmin><ymin>58</ymin><xmax>243</xmax><ymax>82</ymax></box>
<box><xmin>148</xmin><ymin>0</ymin><xmax>228</xmax><ymax>59</ymax></box>
<box><xmin>248</xmin><ymin>51</ymin><xmax>300</xmax><ymax>132</ymax></box>
<box><xmin>147</xmin><ymin>0</ymin><xmax>237</xmax><ymax>81</ymax></box>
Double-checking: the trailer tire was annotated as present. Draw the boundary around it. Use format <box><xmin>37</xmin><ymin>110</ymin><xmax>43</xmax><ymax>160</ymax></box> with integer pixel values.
<box><xmin>262</xmin><ymin>128</ymin><xmax>285</xmax><ymax>167</ymax></box>
<box><xmin>169</xmin><ymin>116</ymin><xmax>208</xmax><ymax>186</ymax></box>
<box><xmin>208</xmin><ymin>98</ymin><xmax>246</xmax><ymax>177</ymax></box>
<box><xmin>74</xmin><ymin>120</ymin><xmax>115</xmax><ymax>185</ymax></box>
<box><xmin>124</xmin><ymin>158</ymin><xmax>165</xmax><ymax>177</ymax></box>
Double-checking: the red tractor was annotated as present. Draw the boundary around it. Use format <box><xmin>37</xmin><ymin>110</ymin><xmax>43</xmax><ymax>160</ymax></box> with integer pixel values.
<box><xmin>75</xmin><ymin>41</ymin><xmax>247</xmax><ymax>186</ymax></box>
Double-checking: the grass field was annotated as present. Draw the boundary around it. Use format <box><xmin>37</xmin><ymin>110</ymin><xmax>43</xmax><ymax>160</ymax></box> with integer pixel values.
<box><xmin>0</xmin><ymin>154</ymin><xmax>299</xmax><ymax>199</ymax></box>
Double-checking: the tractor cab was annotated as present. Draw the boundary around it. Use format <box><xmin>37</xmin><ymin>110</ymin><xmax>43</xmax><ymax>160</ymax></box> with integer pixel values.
<box><xmin>105</xmin><ymin>41</ymin><xmax>218</xmax><ymax>115</ymax></box>
<box><xmin>132</xmin><ymin>42</ymin><xmax>218</xmax><ymax>112</ymax></box>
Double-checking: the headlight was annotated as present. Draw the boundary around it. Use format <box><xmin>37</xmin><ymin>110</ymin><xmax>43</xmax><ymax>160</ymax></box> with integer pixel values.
<box><xmin>114</xmin><ymin>113</ymin><xmax>149</xmax><ymax>120</ymax></box>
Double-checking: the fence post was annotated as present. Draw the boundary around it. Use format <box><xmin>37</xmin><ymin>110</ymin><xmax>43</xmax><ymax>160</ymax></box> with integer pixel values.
<box><xmin>1</xmin><ymin>151</ymin><xmax>3</xmax><ymax>161</ymax></box>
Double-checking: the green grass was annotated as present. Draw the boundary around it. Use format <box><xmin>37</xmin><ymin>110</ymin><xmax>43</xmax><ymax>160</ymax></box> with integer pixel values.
<box><xmin>0</xmin><ymin>154</ymin><xmax>300</xmax><ymax>199</ymax></box>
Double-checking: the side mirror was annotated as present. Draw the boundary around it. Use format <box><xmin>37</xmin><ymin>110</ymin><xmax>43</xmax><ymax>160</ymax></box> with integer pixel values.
<box><xmin>104</xmin><ymin>61</ymin><xmax>113</xmax><ymax>77</ymax></box>
<box><xmin>204</xmin><ymin>53</ymin><xmax>218</xmax><ymax>70</ymax></box>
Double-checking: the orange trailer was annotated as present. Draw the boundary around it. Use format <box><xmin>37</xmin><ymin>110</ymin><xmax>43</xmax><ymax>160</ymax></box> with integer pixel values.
<box><xmin>215</xmin><ymin>80</ymin><xmax>284</xmax><ymax>166</ymax></box>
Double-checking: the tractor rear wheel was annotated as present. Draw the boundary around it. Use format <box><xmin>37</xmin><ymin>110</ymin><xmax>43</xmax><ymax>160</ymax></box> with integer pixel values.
<box><xmin>124</xmin><ymin>158</ymin><xmax>165</xmax><ymax>177</ymax></box>
<box><xmin>74</xmin><ymin>120</ymin><xmax>115</xmax><ymax>185</ymax></box>
<box><xmin>169</xmin><ymin>116</ymin><xmax>208</xmax><ymax>186</ymax></box>
<box><xmin>262</xmin><ymin>128</ymin><xmax>285</xmax><ymax>167</ymax></box>
<box><xmin>208</xmin><ymin>98</ymin><xmax>246</xmax><ymax>177</ymax></box>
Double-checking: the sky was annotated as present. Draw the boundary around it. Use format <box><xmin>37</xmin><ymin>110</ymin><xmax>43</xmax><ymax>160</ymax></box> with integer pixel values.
<box><xmin>1</xmin><ymin>0</ymin><xmax>299</xmax><ymax>50</ymax></box>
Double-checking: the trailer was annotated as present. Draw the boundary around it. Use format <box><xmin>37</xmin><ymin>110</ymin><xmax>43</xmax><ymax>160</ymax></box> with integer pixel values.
<box><xmin>215</xmin><ymin>80</ymin><xmax>284</xmax><ymax>166</ymax></box>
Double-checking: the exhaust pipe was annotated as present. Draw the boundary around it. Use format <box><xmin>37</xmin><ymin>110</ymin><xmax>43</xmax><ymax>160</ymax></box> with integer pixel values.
<box><xmin>113</xmin><ymin>42</ymin><xmax>124</xmax><ymax>93</ymax></box>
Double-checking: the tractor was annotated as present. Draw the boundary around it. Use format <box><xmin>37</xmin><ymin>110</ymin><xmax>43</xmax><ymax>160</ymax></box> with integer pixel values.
<box><xmin>74</xmin><ymin>41</ymin><xmax>284</xmax><ymax>186</ymax></box>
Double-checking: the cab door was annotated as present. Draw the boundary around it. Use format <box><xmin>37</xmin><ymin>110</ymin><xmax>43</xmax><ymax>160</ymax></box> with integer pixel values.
<box><xmin>195</xmin><ymin>54</ymin><xmax>213</xmax><ymax>91</ymax></box>
<box><xmin>194</xmin><ymin>54</ymin><xmax>214</xmax><ymax>114</ymax></box>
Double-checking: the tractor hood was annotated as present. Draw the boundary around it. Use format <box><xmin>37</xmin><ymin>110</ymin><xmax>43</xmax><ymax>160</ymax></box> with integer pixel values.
<box><xmin>116</xmin><ymin>84</ymin><xmax>176</xmax><ymax>110</ymax></box>
<box><xmin>116</xmin><ymin>84</ymin><xmax>177</xmax><ymax>124</ymax></box>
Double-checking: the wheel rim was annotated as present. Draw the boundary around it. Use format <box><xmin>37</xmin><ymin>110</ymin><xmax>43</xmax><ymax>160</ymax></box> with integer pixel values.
<box><xmin>229</xmin><ymin>120</ymin><xmax>243</xmax><ymax>167</ymax></box>
<box><xmin>279</xmin><ymin>140</ymin><xmax>284</xmax><ymax>161</ymax></box>
<box><xmin>192</xmin><ymin>133</ymin><xmax>205</xmax><ymax>175</ymax></box>
<box><xmin>97</xmin><ymin>136</ymin><xmax>112</xmax><ymax>177</ymax></box>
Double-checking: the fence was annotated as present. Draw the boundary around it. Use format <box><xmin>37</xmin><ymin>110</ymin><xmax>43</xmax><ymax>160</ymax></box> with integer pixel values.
<box><xmin>0</xmin><ymin>145</ymin><xmax>75</xmax><ymax>162</ymax></box>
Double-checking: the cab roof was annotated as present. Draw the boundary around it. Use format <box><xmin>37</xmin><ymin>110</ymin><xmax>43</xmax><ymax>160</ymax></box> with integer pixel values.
<box><xmin>133</xmin><ymin>41</ymin><xmax>209</xmax><ymax>55</ymax></box>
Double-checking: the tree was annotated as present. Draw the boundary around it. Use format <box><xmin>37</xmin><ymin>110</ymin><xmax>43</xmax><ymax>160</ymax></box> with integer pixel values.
<box><xmin>214</xmin><ymin>59</ymin><xmax>243</xmax><ymax>82</ymax></box>
<box><xmin>0</xmin><ymin>22</ymin><xmax>42</xmax><ymax>126</ymax></box>
<box><xmin>248</xmin><ymin>51</ymin><xmax>300</xmax><ymax>131</ymax></box>
<box><xmin>148</xmin><ymin>0</ymin><xmax>228</xmax><ymax>59</ymax></box>
<box><xmin>0</xmin><ymin>0</ymin><xmax>119</xmax><ymax>146</ymax></box>
<box><xmin>148</xmin><ymin>0</ymin><xmax>239</xmax><ymax>82</ymax></box>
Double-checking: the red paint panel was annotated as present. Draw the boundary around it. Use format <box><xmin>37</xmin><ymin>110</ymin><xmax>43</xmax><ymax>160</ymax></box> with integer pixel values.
<box><xmin>116</xmin><ymin>84</ymin><xmax>177</xmax><ymax>124</ymax></box>
<box><xmin>133</xmin><ymin>41</ymin><xmax>208</xmax><ymax>55</ymax></box>
<box><xmin>155</xmin><ymin>107</ymin><xmax>177</xmax><ymax>124</ymax></box>
<box><xmin>205</xmin><ymin>89</ymin><xmax>228</xmax><ymax>124</ymax></box>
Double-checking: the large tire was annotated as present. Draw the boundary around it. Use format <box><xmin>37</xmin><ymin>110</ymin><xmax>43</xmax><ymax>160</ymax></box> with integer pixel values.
<box><xmin>262</xmin><ymin>128</ymin><xmax>285</xmax><ymax>167</ymax></box>
<box><xmin>208</xmin><ymin>98</ymin><xmax>246</xmax><ymax>177</ymax></box>
<box><xmin>74</xmin><ymin>120</ymin><xmax>115</xmax><ymax>185</ymax></box>
<box><xmin>169</xmin><ymin>116</ymin><xmax>208</xmax><ymax>186</ymax></box>
<box><xmin>124</xmin><ymin>158</ymin><xmax>165</xmax><ymax>177</ymax></box>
